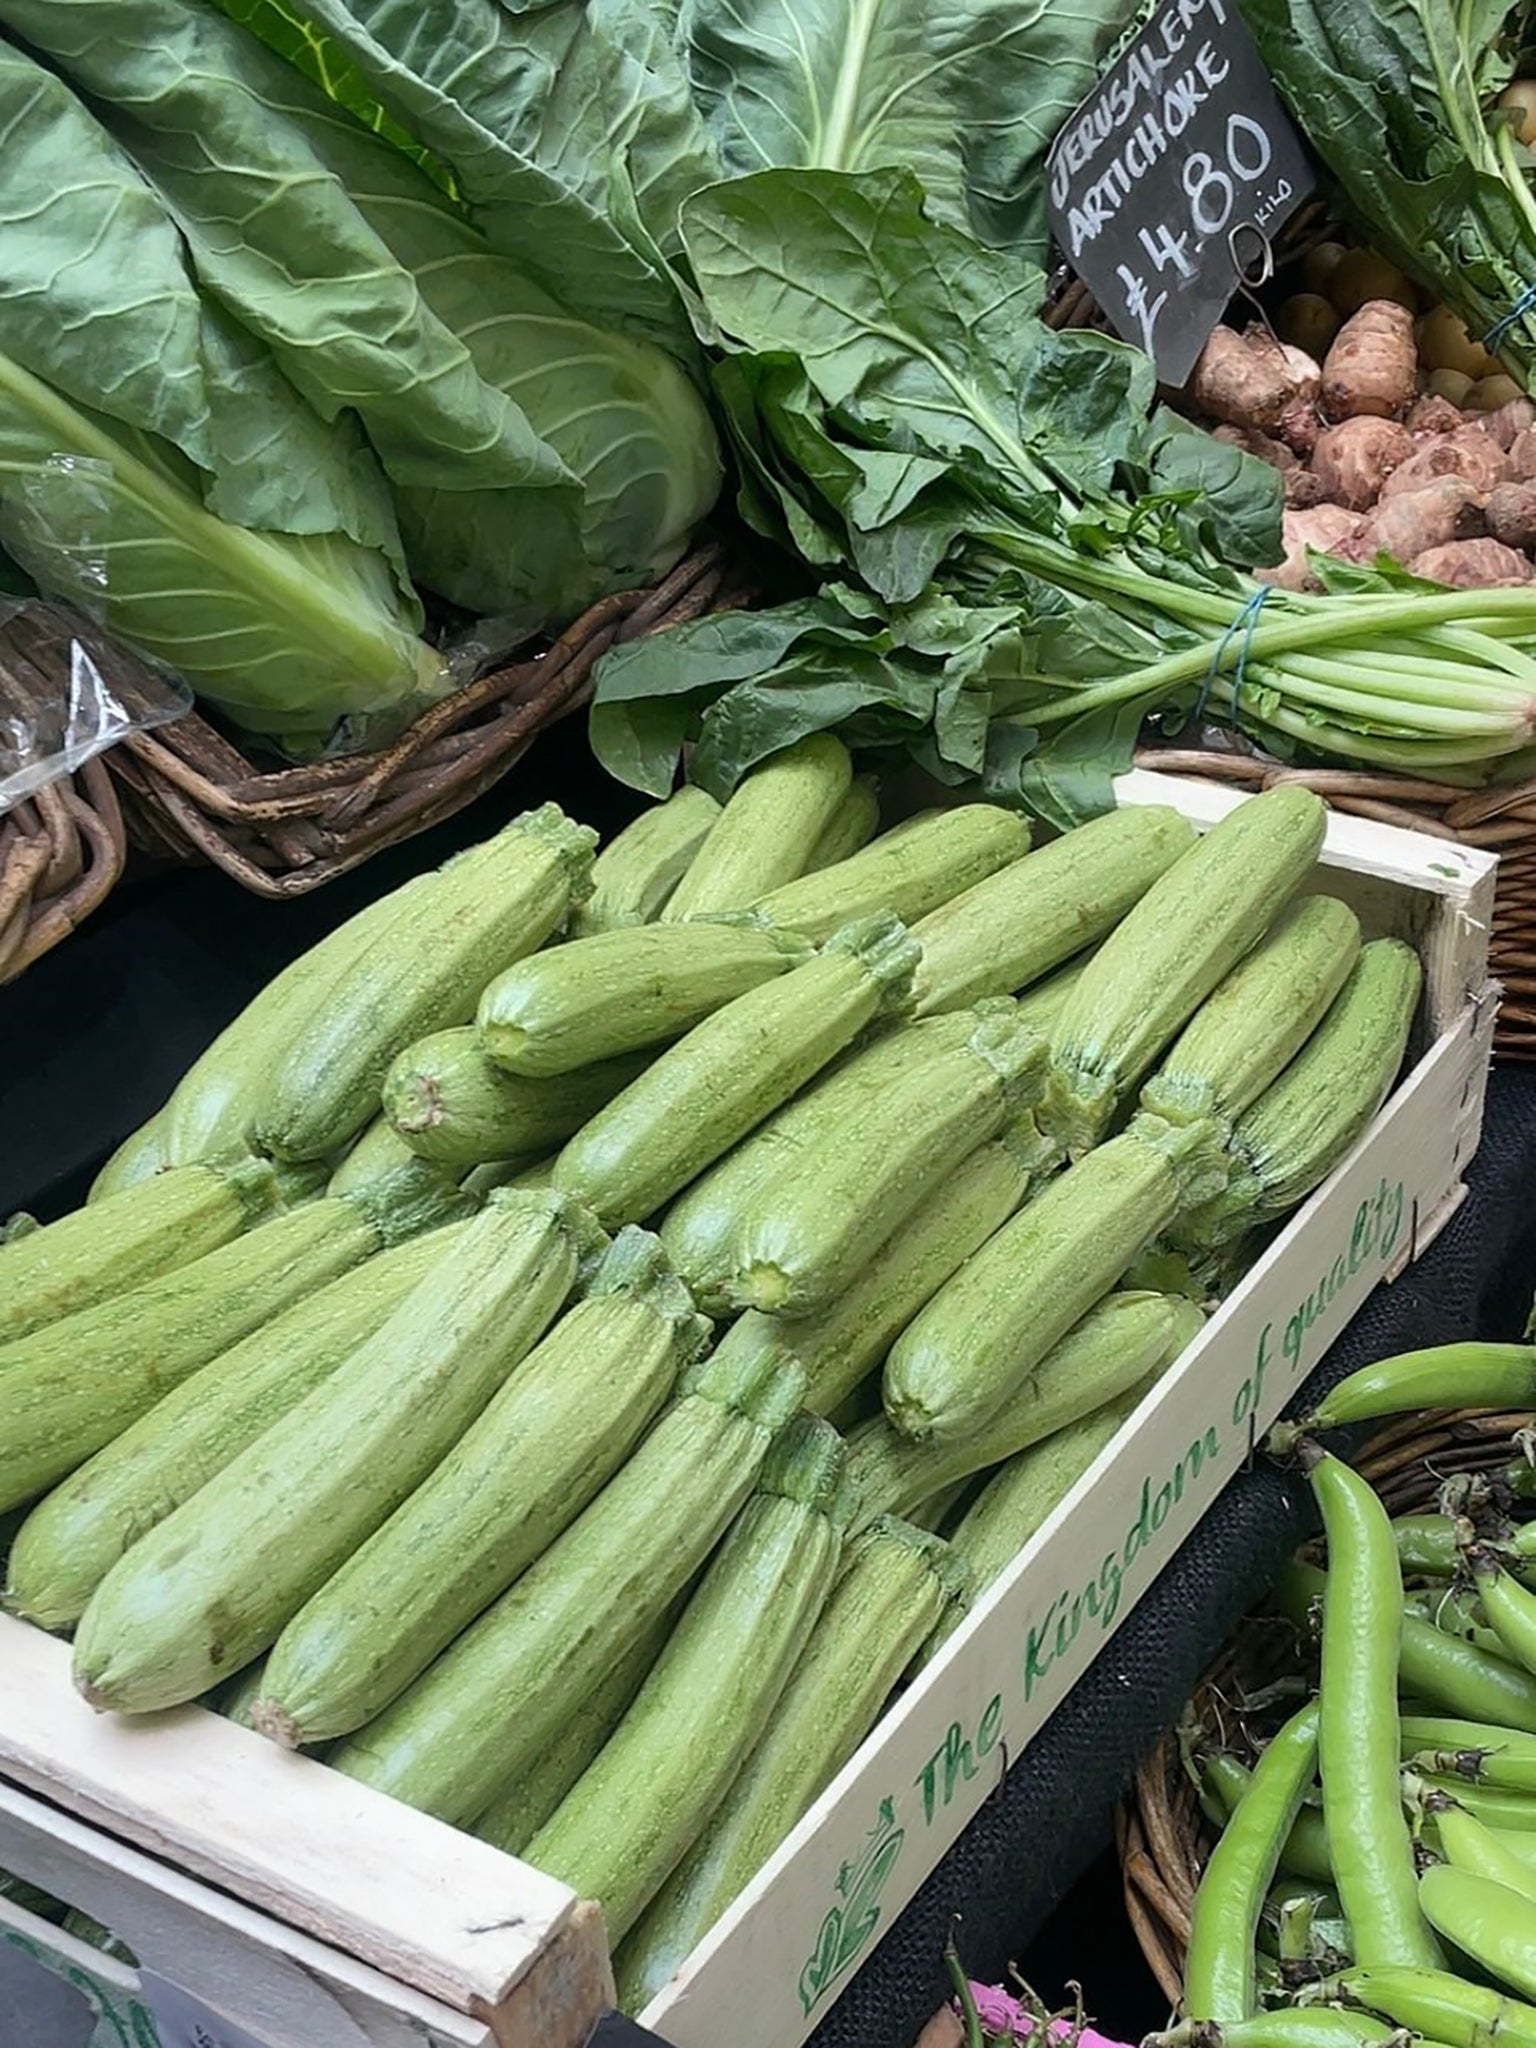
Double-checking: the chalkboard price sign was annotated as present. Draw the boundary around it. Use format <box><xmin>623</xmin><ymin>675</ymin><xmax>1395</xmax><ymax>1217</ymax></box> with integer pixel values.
<box><xmin>1046</xmin><ymin>0</ymin><xmax>1315</xmax><ymax>387</ymax></box>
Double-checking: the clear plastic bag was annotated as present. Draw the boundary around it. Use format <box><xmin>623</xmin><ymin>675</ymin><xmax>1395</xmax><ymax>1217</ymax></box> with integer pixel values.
<box><xmin>0</xmin><ymin>594</ymin><xmax>189</xmax><ymax>814</ymax></box>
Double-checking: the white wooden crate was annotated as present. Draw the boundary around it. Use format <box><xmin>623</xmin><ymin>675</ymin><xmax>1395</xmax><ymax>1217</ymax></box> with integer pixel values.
<box><xmin>0</xmin><ymin>772</ymin><xmax>1498</xmax><ymax>2048</ymax></box>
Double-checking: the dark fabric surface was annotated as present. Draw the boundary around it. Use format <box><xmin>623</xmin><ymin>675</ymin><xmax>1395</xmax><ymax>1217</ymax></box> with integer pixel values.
<box><xmin>802</xmin><ymin>1064</ymin><xmax>1536</xmax><ymax>2048</ymax></box>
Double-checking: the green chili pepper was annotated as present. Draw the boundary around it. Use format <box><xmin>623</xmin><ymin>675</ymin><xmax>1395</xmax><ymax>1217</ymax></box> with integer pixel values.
<box><xmin>1327</xmin><ymin>1963</ymin><xmax>1536</xmax><ymax>2048</ymax></box>
<box><xmin>1402</xmin><ymin>1715</ymin><xmax>1536</xmax><ymax>1791</ymax></box>
<box><xmin>1147</xmin><ymin>2013</ymin><xmax>1408</xmax><ymax>2048</ymax></box>
<box><xmin>1184</xmin><ymin>1702</ymin><xmax>1320</xmax><ymax>2022</ymax></box>
<box><xmin>1429</xmin><ymin>1789</ymin><xmax>1536</xmax><ymax>1906</ymax></box>
<box><xmin>1202</xmin><ymin>1748</ymin><xmax>1334</xmax><ymax>1884</ymax></box>
<box><xmin>1421</xmin><ymin>1776</ymin><xmax>1536</xmax><ymax>1829</ymax></box>
<box><xmin>1307</xmin><ymin>1448</ymin><xmax>1442</xmax><ymax>1969</ymax></box>
<box><xmin>1420</xmin><ymin>1863</ymin><xmax>1536</xmax><ymax>1999</ymax></box>
<box><xmin>1468</xmin><ymin>1548</ymin><xmax>1536</xmax><ymax>1681</ymax></box>
<box><xmin>1281</xmin><ymin>1558</ymin><xmax>1536</xmax><ymax>1730</ymax></box>
<box><xmin>1404</xmin><ymin>1587</ymin><xmax>1507</xmax><ymax>1661</ymax></box>
<box><xmin>1276</xmin><ymin>1345</ymin><xmax>1536</xmax><ymax>1445</ymax></box>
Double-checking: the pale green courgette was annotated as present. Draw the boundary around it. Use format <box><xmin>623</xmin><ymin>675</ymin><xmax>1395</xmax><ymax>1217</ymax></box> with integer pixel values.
<box><xmin>662</xmin><ymin>736</ymin><xmax>852</xmax><ymax>920</ymax></box>
<box><xmin>846</xmin><ymin>1291</ymin><xmax>1199</xmax><ymax>1529</ymax></box>
<box><xmin>1011</xmin><ymin>949</ymin><xmax>1097</xmax><ymax>1038</ymax></box>
<box><xmin>254</xmin><ymin>1228</ymin><xmax>709</xmax><ymax>1744</ymax></box>
<box><xmin>553</xmin><ymin>913</ymin><xmax>918</xmax><ymax>1227</ymax></box>
<box><xmin>745</xmin><ymin>804</ymin><xmax>1028</xmax><ymax>946</ymax></box>
<box><xmin>910</xmin><ymin>806</ymin><xmax>1196</xmax><ymax>1016</ymax></box>
<box><xmin>71</xmin><ymin>1191</ymin><xmax>596</xmax><ymax>1712</ymax></box>
<box><xmin>256</xmin><ymin>805</ymin><xmax>597</xmax><ymax>1160</ymax></box>
<box><xmin>477</xmin><ymin>920</ymin><xmax>811</xmax><ymax>1078</ymax></box>
<box><xmin>88</xmin><ymin>866</ymin><xmax>449</xmax><ymax>1195</ymax></box>
<box><xmin>326</xmin><ymin>1116</ymin><xmax>462</xmax><ymax>1206</ymax></box>
<box><xmin>617</xmin><ymin>1515</ymin><xmax>963</xmax><ymax>2009</ymax></box>
<box><xmin>329</xmin><ymin>1337</ymin><xmax>806</xmax><ymax>1825</ymax></box>
<box><xmin>917</xmin><ymin>1335</ymin><xmax>1200</xmax><ymax>1667</ymax></box>
<box><xmin>711</xmin><ymin>1133</ymin><xmax>1036</xmax><ymax>1419</ymax></box>
<box><xmin>0</xmin><ymin>1155</ymin><xmax>294</xmax><ymax>1345</ymax></box>
<box><xmin>572</xmin><ymin>788</ymin><xmax>722</xmax><ymax>936</ymax></box>
<box><xmin>212</xmin><ymin>1658</ymin><xmax>270</xmax><ymax>1732</ymax></box>
<box><xmin>1045</xmin><ymin>787</ymin><xmax>1326</xmax><ymax>1153</ymax></box>
<box><xmin>467</xmin><ymin>1156</ymin><xmax>555</xmax><ymax>1194</ymax></box>
<box><xmin>720</xmin><ymin>1008</ymin><xmax>1048</xmax><ymax>1315</ymax></box>
<box><xmin>524</xmin><ymin>1416</ymin><xmax>849</xmax><ymax>1944</ymax></box>
<box><xmin>804</xmin><ymin>776</ymin><xmax>880</xmax><ymax>871</ymax></box>
<box><xmin>384</xmin><ymin>1028</ymin><xmax>649</xmax><ymax>1171</ymax></box>
<box><xmin>473</xmin><ymin>1603</ymin><xmax>683</xmax><ymax>1856</ymax></box>
<box><xmin>658</xmin><ymin>1006</ymin><xmax>1000</xmax><ymax>1306</ymax></box>
<box><xmin>5</xmin><ymin>1223</ymin><xmax>465</xmax><ymax>1631</ymax></box>
<box><xmin>1177</xmin><ymin>939</ymin><xmax>1423</xmax><ymax>1250</ymax></box>
<box><xmin>883</xmin><ymin>1117</ymin><xmax>1226</xmax><ymax>1447</ymax></box>
<box><xmin>1140</xmin><ymin>896</ymin><xmax>1360</xmax><ymax>1129</ymax></box>
<box><xmin>0</xmin><ymin>1168</ymin><xmax>464</xmax><ymax>1516</ymax></box>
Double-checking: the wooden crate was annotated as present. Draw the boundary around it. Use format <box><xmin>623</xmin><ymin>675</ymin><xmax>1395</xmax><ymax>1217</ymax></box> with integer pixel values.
<box><xmin>0</xmin><ymin>771</ymin><xmax>1500</xmax><ymax>2048</ymax></box>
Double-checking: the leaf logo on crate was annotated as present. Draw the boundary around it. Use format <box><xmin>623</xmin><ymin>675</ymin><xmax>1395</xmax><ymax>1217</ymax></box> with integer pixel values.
<box><xmin>796</xmin><ymin>1799</ymin><xmax>904</xmax><ymax>2016</ymax></box>
<box><xmin>0</xmin><ymin>1926</ymin><xmax>162</xmax><ymax>2048</ymax></box>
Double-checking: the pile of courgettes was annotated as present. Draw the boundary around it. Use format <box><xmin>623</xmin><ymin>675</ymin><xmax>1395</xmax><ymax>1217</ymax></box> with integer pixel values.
<box><xmin>0</xmin><ymin>736</ymin><xmax>1425</xmax><ymax>2007</ymax></box>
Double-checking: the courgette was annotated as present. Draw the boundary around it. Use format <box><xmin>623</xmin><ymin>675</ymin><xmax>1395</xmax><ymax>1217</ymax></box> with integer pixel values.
<box><xmin>882</xmin><ymin>1116</ymin><xmax>1226</xmax><ymax>1447</ymax></box>
<box><xmin>326</xmin><ymin>1116</ymin><xmax>462</xmax><ymax>1206</ymax></box>
<box><xmin>661</xmin><ymin>736</ymin><xmax>852</xmax><ymax>920</ymax></box>
<box><xmin>255</xmin><ymin>805</ymin><xmax>597</xmax><ymax>1161</ymax></box>
<box><xmin>71</xmin><ymin>1191</ymin><xmax>596</xmax><ymax>1712</ymax></box>
<box><xmin>804</xmin><ymin>776</ymin><xmax>880</xmax><ymax>871</ymax></box>
<box><xmin>254</xmin><ymin>1228</ymin><xmax>709</xmax><ymax>1744</ymax></box>
<box><xmin>476</xmin><ymin>920</ymin><xmax>811</xmax><ymax>1078</ymax></box>
<box><xmin>617</xmin><ymin>1516</ymin><xmax>963</xmax><ymax>2009</ymax></box>
<box><xmin>918</xmin><ymin>1305</ymin><xmax>1204</xmax><ymax>1665</ymax></box>
<box><xmin>466</xmin><ymin>1155</ymin><xmax>554</xmax><ymax>1195</ymax></box>
<box><xmin>745</xmin><ymin>805</ymin><xmax>1029</xmax><ymax>946</ymax></box>
<box><xmin>88</xmin><ymin>866</ymin><xmax>448</xmax><ymax>1195</ymax></box>
<box><xmin>0</xmin><ymin>1168</ymin><xmax>464</xmax><ymax>1515</ymax></box>
<box><xmin>472</xmin><ymin>1603</ymin><xmax>682</xmax><ymax>1856</ymax></box>
<box><xmin>845</xmin><ymin>1291</ymin><xmax>1195</xmax><ymax>1529</ymax></box>
<box><xmin>553</xmin><ymin>913</ymin><xmax>918</xmax><ymax>1227</ymax></box>
<box><xmin>524</xmin><ymin>1416</ymin><xmax>850</xmax><ymax>1944</ymax></box>
<box><xmin>709</xmin><ymin>1133</ymin><xmax>1036</xmax><ymax>1419</ymax></box>
<box><xmin>0</xmin><ymin>1155</ymin><xmax>295</xmax><ymax>1345</ymax></box>
<box><xmin>384</xmin><ymin>1028</ymin><xmax>649</xmax><ymax>1171</ymax></box>
<box><xmin>658</xmin><ymin>1006</ymin><xmax>998</xmax><ymax>1307</ymax></box>
<box><xmin>1044</xmin><ymin>787</ymin><xmax>1326</xmax><ymax>1153</ymax></box>
<box><xmin>572</xmin><ymin>787</ymin><xmax>722</xmax><ymax>936</ymax></box>
<box><xmin>1011</xmin><ymin>949</ymin><xmax>1097</xmax><ymax>1038</ymax></box>
<box><xmin>1140</xmin><ymin>896</ymin><xmax>1360</xmax><ymax>1130</ymax></box>
<box><xmin>329</xmin><ymin>1336</ymin><xmax>806</xmax><ymax>1825</ymax></box>
<box><xmin>719</xmin><ymin>1007</ymin><xmax>1049</xmax><ymax>1315</ymax></box>
<box><xmin>5</xmin><ymin>1224</ymin><xmax>464</xmax><ymax>1630</ymax></box>
<box><xmin>910</xmin><ymin>806</ymin><xmax>1196</xmax><ymax>1016</ymax></box>
<box><xmin>1178</xmin><ymin>940</ymin><xmax>1423</xmax><ymax>1250</ymax></box>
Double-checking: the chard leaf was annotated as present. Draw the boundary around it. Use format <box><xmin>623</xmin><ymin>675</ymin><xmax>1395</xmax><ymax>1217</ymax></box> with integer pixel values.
<box><xmin>681</xmin><ymin>167</ymin><xmax>1047</xmax><ymax>479</ymax></box>
<box><xmin>679</xmin><ymin>0</ymin><xmax>1126</xmax><ymax>262</ymax></box>
<box><xmin>1012</xmin><ymin>701</ymin><xmax>1145</xmax><ymax>831</ymax></box>
<box><xmin>0</xmin><ymin>350</ymin><xmax>440</xmax><ymax>756</ymax></box>
<box><xmin>0</xmin><ymin>36</ymin><xmax>405</xmax><ymax>568</ymax></box>
<box><xmin>591</xmin><ymin>591</ymin><xmax>895</xmax><ymax>791</ymax></box>
<box><xmin>1139</xmin><ymin>412</ymin><xmax>1285</xmax><ymax>571</ymax></box>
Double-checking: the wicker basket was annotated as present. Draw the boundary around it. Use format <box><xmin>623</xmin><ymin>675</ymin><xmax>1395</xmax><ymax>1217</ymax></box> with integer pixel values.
<box><xmin>1133</xmin><ymin>746</ymin><xmax>1534</xmax><ymax>1060</ymax></box>
<box><xmin>106</xmin><ymin>544</ymin><xmax>748</xmax><ymax>900</ymax></box>
<box><xmin>1117</xmin><ymin>1406</ymin><xmax>1536</xmax><ymax>2007</ymax></box>
<box><xmin>0</xmin><ymin>755</ymin><xmax>127</xmax><ymax>984</ymax></box>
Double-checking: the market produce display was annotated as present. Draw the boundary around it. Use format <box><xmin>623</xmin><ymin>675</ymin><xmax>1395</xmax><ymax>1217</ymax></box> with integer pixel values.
<box><xmin>1160</xmin><ymin>1338</ymin><xmax>1536</xmax><ymax>2046</ymax></box>
<box><xmin>0</xmin><ymin>749</ymin><xmax>1430</xmax><ymax>2003</ymax></box>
